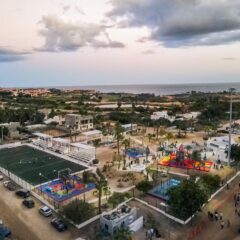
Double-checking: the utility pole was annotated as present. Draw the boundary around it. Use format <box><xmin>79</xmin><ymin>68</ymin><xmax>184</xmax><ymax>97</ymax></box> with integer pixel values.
<box><xmin>228</xmin><ymin>88</ymin><xmax>235</xmax><ymax>166</ymax></box>
<box><xmin>1</xmin><ymin>125</ymin><xmax>3</xmax><ymax>145</ymax></box>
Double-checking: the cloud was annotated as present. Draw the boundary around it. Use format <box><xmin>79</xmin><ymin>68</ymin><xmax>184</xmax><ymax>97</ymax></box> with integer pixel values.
<box><xmin>141</xmin><ymin>49</ymin><xmax>155</xmax><ymax>55</ymax></box>
<box><xmin>108</xmin><ymin>0</ymin><xmax>240</xmax><ymax>47</ymax></box>
<box><xmin>36</xmin><ymin>15</ymin><xmax>125</xmax><ymax>52</ymax></box>
<box><xmin>0</xmin><ymin>47</ymin><xmax>30</xmax><ymax>62</ymax></box>
<box><xmin>223</xmin><ymin>57</ymin><xmax>237</xmax><ymax>61</ymax></box>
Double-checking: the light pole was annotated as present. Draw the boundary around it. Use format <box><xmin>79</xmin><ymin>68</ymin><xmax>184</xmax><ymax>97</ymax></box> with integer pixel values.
<box><xmin>228</xmin><ymin>88</ymin><xmax>235</xmax><ymax>166</ymax></box>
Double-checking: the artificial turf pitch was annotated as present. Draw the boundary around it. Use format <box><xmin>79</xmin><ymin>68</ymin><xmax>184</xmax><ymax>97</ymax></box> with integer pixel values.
<box><xmin>0</xmin><ymin>145</ymin><xmax>86</xmax><ymax>185</ymax></box>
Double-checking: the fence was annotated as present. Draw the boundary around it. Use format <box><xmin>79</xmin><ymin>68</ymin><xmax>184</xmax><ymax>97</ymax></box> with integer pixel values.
<box><xmin>0</xmin><ymin>166</ymin><xmax>34</xmax><ymax>190</ymax></box>
<box><xmin>134</xmin><ymin>170</ymin><xmax>240</xmax><ymax>226</ymax></box>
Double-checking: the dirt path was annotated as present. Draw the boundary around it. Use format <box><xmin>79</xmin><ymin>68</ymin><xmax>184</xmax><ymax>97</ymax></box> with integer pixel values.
<box><xmin>0</xmin><ymin>182</ymin><xmax>78</xmax><ymax>240</ymax></box>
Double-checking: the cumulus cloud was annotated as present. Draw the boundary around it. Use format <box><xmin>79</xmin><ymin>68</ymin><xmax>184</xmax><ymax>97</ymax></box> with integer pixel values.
<box><xmin>36</xmin><ymin>15</ymin><xmax>125</xmax><ymax>52</ymax></box>
<box><xmin>108</xmin><ymin>0</ymin><xmax>240</xmax><ymax>47</ymax></box>
<box><xmin>0</xmin><ymin>47</ymin><xmax>30</xmax><ymax>62</ymax></box>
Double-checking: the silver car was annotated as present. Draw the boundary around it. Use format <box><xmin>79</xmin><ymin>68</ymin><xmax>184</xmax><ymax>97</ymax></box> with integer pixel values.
<box><xmin>39</xmin><ymin>206</ymin><xmax>52</xmax><ymax>217</ymax></box>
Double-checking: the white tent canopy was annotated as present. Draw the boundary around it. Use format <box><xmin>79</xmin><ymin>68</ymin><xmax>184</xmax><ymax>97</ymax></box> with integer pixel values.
<box><xmin>33</xmin><ymin>132</ymin><xmax>52</xmax><ymax>139</ymax></box>
<box><xmin>82</xmin><ymin>130</ymin><xmax>102</xmax><ymax>137</ymax></box>
<box><xmin>52</xmin><ymin>138</ymin><xmax>70</xmax><ymax>144</ymax></box>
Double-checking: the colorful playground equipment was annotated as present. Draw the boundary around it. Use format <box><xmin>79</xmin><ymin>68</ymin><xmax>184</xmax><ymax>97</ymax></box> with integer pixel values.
<box><xmin>39</xmin><ymin>175</ymin><xmax>95</xmax><ymax>202</ymax></box>
<box><xmin>158</xmin><ymin>145</ymin><xmax>213</xmax><ymax>172</ymax></box>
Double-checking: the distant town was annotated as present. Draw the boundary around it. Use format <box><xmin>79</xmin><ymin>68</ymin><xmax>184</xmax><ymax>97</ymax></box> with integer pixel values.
<box><xmin>0</xmin><ymin>86</ymin><xmax>240</xmax><ymax>240</ymax></box>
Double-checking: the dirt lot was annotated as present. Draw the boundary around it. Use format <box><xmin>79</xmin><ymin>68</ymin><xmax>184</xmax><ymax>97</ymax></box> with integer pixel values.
<box><xmin>0</xmin><ymin>178</ymin><xmax>78</xmax><ymax>240</ymax></box>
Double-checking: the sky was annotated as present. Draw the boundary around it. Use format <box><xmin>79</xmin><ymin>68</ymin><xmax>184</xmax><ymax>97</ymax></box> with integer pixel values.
<box><xmin>0</xmin><ymin>0</ymin><xmax>240</xmax><ymax>87</ymax></box>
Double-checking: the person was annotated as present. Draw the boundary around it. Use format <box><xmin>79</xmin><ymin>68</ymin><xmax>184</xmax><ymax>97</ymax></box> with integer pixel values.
<box><xmin>210</xmin><ymin>212</ymin><xmax>214</xmax><ymax>221</ymax></box>
<box><xmin>227</xmin><ymin>219</ymin><xmax>230</xmax><ymax>228</ymax></box>
<box><xmin>219</xmin><ymin>212</ymin><xmax>223</xmax><ymax>220</ymax></box>
<box><xmin>221</xmin><ymin>220</ymin><xmax>225</xmax><ymax>229</ymax></box>
<box><xmin>215</xmin><ymin>212</ymin><xmax>219</xmax><ymax>221</ymax></box>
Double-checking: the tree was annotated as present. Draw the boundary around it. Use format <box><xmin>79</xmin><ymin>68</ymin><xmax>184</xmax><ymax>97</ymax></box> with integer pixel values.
<box><xmin>92</xmin><ymin>168</ymin><xmax>108</xmax><ymax>214</ymax></box>
<box><xmin>136</xmin><ymin>180</ymin><xmax>153</xmax><ymax>195</ymax></box>
<box><xmin>117</xmin><ymin>101</ymin><xmax>122</xmax><ymax>110</ymax></box>
<box><xmin>122</xmin><ymin>138</ymin><xmax>130</xmax><ymax>170</ymax></box>
<box><xmin>166</xmin><ymin>132</ymin><xmax>174</xmax><ymax>143</ymax></box>
<box><xmin>230</xmin><ymin>144</ymin><xmax>240</xmax><ymax>163</ymax></box>
<box><xmin>167</xmin><ymin>178</ymin><xmax>207</xmax><ymax>220</ymax></box>
<box><xmin>113</xmin><ymin>226</ymin><xmax>132</xmax><ymax>240</ymax></box>
<box><xmin>114</xmin><ymin>122</ymin><xmax>124</xmax><ymax>156</ymax></box>
<box><xmin>191</xmin><ymin>150</ymin><xmax>201</xmax><ymax>161</ymax></box>
<box><xmin>82</xmin><ymin>171</ymin><xmax>91</xmax><ymax>202</ymax></box>
<box><xmin>59</xmin><ymin>199</ymin><xmax>94</xmax><ymax>224</ymax></box>
<box><xmin>199</xmin><ymin>174</ymin><xmax>221</xmax><ymax>196</ymax></box>
<box><xmin>108</xmin><ymin>192</ymin><xmax>130</xmax><ymax>208</ymax></box>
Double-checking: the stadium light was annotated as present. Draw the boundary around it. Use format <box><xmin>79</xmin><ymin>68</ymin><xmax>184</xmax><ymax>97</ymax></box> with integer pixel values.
<box><xmin>228</xmin><ymin>88</ymin><xmax>236</xmax><ymax>166</ymax></box>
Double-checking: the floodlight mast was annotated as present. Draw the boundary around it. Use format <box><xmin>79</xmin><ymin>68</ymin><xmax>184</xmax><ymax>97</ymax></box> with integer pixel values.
<box><xmin>228</xmin><ymin>88</ymin><xmax>235</xmax><ymax>166</ymax></box>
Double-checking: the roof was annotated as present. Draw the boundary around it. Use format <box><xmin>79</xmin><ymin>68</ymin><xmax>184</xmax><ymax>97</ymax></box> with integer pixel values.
<box><xmin>33</xmin><ymin>132</ymin><xmax>52</xmax><ymax>139</ymax></box>
<box><xmin>121</xmin><ymin>124</ymin><xmax>137</xmax><ymax>128</ymax></box>
<box><xmin>71</xmin><ymin>142</ymin><xmax>95</xmax><ymax>150</ymax></box>
<box><xmin>82</xmin><ymin>130</ymin><xmax>102</xmax><ymax>136</ymax></box>
<box><xmin>52</xmin><ymin>138</ymin><xmax>70</xmax><ymax>144</ymax></box>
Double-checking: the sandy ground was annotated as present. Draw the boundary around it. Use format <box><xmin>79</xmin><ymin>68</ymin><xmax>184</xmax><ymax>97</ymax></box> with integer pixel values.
<box><xmin>0</xmin><ymin>178</ymin><xmax>78</xmax><ymax>240</ymax></box>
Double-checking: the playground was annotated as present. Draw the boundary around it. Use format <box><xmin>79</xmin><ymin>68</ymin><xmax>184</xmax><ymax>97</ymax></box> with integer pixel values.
<box><xmin>0</xmin><ymin>145</ymin><xmax>87</xmax><ymax>185</ymax></box>
<box><xmin>38</xmin><ymin>174</ymin><xmax>95</xmax><ymax>203</ymax></box>
<box><xmin>158</xmin><ymin>145</ymin><xmax>213</xmax><ymax>172</ymax></box>
<box><xmin>148</xmin><ymin>178</ymin><xmax>181</xmax><ymax>201</ymax></box>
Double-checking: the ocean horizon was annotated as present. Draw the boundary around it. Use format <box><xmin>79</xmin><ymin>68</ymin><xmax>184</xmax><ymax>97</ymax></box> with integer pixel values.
<box><xmin>58</xmin><ymin>82</ymin><xmax>240</xmax><ymax>96</ymax></box>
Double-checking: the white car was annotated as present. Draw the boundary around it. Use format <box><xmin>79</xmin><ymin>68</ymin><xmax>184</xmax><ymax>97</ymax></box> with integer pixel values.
<box><xmin>39</xmin><ymin>206</ymin><xmax>52</xmax><ymax>217</ymax></box>
<box><xmin>0</xmin><ymin>175</ymin><xmax>3</xmax><ymax>181</ymax></box>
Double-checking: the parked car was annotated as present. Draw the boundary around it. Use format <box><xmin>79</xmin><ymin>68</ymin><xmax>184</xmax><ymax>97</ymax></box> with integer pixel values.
<box><xmin>16</xmin><ymin>189</ymin><xmax>30</xmax><ymax>198</ymax></box>
<box><xmin>3</xmin><ymin>180</ymin><xmax>16</xmax><ymax>191</ymax></box>
<box><xmin>51</xmin><ymin>218</ymin><xmax>67</xmax><ymax>232</ymax></box>
<box><xmin>22</xmin><ymin>198</ymin><xmax>35</xmax><ymax>208</ymax></box>
<box><xmin>0</xmin><ymin>175</ymin><xmax>3</xmax><ymax>181</ymax></box>
<box><xmin>0</xmin><ymin>220</ymin><xmax>11</xmax><ymax>238</ymax></box>
<box><xmin>39</xmin><ymin>206</ymin><xmax>52</xmax><ymax>217</ymax></box>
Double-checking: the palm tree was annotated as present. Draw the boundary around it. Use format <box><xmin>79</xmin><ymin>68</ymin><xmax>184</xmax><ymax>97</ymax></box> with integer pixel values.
<box><xmin>92</xmin><ymin>168</ymin><xmax>108</xmax><ymax>214</ymax></box>
<box><xmin>122</xmin><ymin>138</ymin><xmax>130</xmax><ymax>170</ymax></box>
<box><xmin>114</xmin><ymin>122</ymin><xmax>124</xmax><ymax>155</ymax></box>
<box><xmin>82</xmin><ymin>171</ymin><xmax>91</xmax><ymax>202</ymax></box>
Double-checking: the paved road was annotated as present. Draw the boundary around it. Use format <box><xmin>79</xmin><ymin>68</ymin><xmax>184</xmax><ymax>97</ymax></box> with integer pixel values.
<box><xmin>0</xmin><ymin>179</ymin><xmax>78</xmax><ymax>240</ymax></box>
<box><xmin>187</xmin><ymin>174</ymin><xmax>240</xmax><ymax>240</ymax></box>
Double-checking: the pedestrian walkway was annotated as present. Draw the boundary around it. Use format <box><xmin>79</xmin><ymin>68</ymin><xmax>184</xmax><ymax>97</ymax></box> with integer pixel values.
<box><xmin>187</xmin><ymin>174</ymin><xmax>240</xmax><ymax>240</ymax></box>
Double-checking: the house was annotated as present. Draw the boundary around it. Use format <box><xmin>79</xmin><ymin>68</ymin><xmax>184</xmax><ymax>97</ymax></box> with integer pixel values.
<box><xmin>121</xmin><ymin>124</ymin><xmax>138</xmax><ymax>134</ymax></box>
<box><xmin>150</xmin><ymin>111</ymin><xmax>175</xmax><ymax>122</ymax></box>
<box><xmin>176</xmin><ymin>112</ymin><xmax>201</xmax><ymax>120</ymax></box>
<box><xmin>100</xmin><ymin>205</ymin><xmax>137</xmax><ymax>235</ymax></box>
<box><xmin>65</xmin><ymin>114</ymin><xmax>93</xmax><ymax>132</ymax></box>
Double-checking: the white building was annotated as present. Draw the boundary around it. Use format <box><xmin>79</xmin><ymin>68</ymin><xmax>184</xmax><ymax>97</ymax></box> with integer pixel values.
<box><xmin>121</xmin><ymin>124</ymin><xmax>138</xmax><ymax>134</ymax></box>
<box><xmin>206</xmin><ymin>136</ymin><xmax>236</xmax><ymax>163</ymax></box>
<box><xmin>150</xmin><ymin>111</ymin><xmax>175</xmax><ymax>122</ymax></box>
<box><xmin>100</xmin><ymin>205</ymin><xmax>137</xmax><ymax>235</ymax></box>
<box><xmin>176</xmin><ymin>112</ymin><xmax>201</xmax><ymax>120</ymax></box>
<box><xmin>65</xmin><ymin>114</ymin><xmax>93</xmax><ymax>132</ymax></box>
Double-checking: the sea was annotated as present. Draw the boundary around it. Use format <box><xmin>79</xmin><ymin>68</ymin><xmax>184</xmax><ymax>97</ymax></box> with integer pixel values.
<box><xmin>60</xmin><ymin>82</ymin><xmax>240</xmax><ymax>96</ymax></box>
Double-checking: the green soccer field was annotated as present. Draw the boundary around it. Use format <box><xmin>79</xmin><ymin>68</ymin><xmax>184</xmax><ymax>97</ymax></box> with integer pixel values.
<box><xmin>0</xmin><ymin>145</ymin><xmax>87</xmax><ymax>185</ymax></box>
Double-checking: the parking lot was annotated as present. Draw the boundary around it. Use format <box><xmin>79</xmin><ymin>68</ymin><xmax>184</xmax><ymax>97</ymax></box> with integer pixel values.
<box><xmin>0</xmin><ymin>175</ymin><xmax>79</xmax><ymax>240</ymax></box>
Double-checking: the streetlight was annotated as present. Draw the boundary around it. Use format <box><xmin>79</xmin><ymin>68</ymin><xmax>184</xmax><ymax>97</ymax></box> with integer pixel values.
<box><xmin>228</xmin><ymin>88</ymin><xmax>236</xmax><ymax>166</ymax></box>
